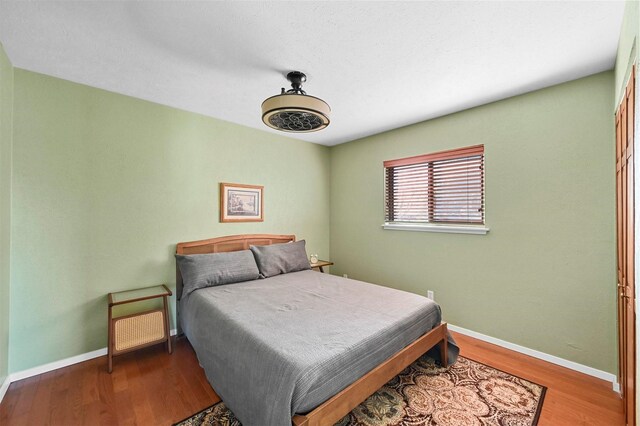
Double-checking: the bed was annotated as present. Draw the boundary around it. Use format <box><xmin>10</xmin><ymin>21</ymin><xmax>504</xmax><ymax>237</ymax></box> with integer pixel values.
<box><xmin>176</xmin><ymin>234</ymin><xmax>458</xmax><ymax>426</ymax></box>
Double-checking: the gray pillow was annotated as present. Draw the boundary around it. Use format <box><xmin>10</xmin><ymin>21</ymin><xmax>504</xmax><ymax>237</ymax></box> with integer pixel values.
<box><xmin>250</xmin><ymin>240</ymin><xmax>311</xmax><ymax>278</ymax></box>
<box><xmin>176</xmin><ymin>250</ymin><xmax>260</xmax><ymax>297</ymax></box>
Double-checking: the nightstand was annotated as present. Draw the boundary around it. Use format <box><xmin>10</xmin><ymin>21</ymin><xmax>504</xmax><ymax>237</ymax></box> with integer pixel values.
<box><xmin>310</xmin><ymin>260</ymin><xmax>333</xmax><ymax>273</ymax></box>
<box><xmin>107</xmin><ymin>284</ymin><xmax>172</xmax><ymax>373</ymax></box>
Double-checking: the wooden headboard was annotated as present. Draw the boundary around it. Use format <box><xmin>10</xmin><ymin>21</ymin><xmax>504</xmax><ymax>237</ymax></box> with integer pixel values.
<box><xmin>175</xmin><ymin>234</ymin><xmax>295</xmax><ymax>300</ymax></box>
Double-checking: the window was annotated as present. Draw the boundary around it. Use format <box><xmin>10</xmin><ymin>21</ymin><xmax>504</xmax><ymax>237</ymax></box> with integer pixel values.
<box><xmin>384</xmin><ymin>145</ymin><xmax>485</xmax><ymax>229</ymax></box>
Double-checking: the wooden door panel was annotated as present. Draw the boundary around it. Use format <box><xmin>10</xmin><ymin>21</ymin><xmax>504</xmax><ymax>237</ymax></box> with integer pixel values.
<box><xmin>616</xmin><ymin>66</ymin><xmax>636</xmax><ymax>426</ymax></box>
<box><xmin>624</xmin><ymin>72</ymin><xmax>636</xmax><ymax>425</ymax></box>
<box><xmin>617</xmin><ymin>110</ymin><xmax>626</xmax><ymax>396</ymax></box>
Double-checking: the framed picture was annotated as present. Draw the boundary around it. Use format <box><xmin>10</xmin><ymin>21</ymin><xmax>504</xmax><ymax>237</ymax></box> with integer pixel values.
<box><xmin>220</xmin><ymin>182</ymin><xmax>264</xmax><ymax>222</ymax></box>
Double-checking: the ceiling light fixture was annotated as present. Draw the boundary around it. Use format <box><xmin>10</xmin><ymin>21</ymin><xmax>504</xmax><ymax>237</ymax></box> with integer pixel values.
<box><xmin>261</xmin><ymin>71</ymin><xmax>330</xmax><ymax>133</ymax></box>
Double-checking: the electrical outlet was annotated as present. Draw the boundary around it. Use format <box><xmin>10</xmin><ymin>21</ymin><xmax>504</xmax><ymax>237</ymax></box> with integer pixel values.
<box><xmin>343</xmin><ymin>274</ymin><xmax>348</xmax><ymax>278</ymax></box>
<box><xmin>427</xmin><ymin>290</ymin><xmax>434</xmax><ymax>301</ymax></box>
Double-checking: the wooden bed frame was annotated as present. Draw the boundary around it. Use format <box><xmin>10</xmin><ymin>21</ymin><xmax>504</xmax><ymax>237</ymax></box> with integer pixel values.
<box><xmin>175</xmin><ymin>234</ymin><xmax>449</xmax><ymax>426</ymax></box>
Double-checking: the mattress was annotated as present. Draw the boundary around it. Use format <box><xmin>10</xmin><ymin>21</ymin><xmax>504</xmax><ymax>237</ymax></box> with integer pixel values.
<box><xmin>180</xmin><ymin>270</ymin><xmax>458</xmax><ymax>426</ymax></box>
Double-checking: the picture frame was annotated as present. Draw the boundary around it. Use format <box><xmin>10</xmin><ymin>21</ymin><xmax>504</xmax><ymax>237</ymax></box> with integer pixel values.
<box><xmin>219</xmin><ymin>182</ymin><xmax>264</xmax><ymax>222</ymax></box>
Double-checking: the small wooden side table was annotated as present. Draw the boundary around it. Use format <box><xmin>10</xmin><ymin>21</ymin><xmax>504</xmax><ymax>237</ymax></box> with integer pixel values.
<box><xmin>310</xmin><ymin>260</ymin><xmax>333</xmax><ymax>273</ymax></box>
<box><xmin>108</xmin><ymin>284</ymin><xmax>172</xmax><ymax>373</ymax></box>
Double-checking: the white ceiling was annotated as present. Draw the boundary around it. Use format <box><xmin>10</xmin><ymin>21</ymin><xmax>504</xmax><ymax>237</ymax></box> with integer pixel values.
<box><xmin>0</xmin><ymin>1</ymin><xmax>626</xmax><ymax>146</ymax></box>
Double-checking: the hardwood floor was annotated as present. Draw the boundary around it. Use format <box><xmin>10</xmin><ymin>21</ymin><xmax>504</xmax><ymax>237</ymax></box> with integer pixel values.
<box><xmin>0</xmin><ymin>339</ymin><xmax>221</xmax><ymax>425</ymax></box>
<box><xmin>452</xmin><ymin>332</ymin><xmax>624</xmax><ymax>425</ymax></box>
<box><xmin>0</xmin><ymin>331</ymin><xmax>624</xmax><ymax>425</ymax></box>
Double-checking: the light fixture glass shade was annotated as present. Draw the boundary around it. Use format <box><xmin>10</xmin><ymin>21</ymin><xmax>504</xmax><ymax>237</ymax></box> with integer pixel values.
<box><xmin>261</xmin><ymin>94</ymin><xmax>330</xmax><ymax>133</ymax></box>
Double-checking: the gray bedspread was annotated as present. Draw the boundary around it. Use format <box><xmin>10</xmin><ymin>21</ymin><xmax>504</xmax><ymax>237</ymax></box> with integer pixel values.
<box><xmin>180</xmin><ymin>270</ymin><xmax>459</xmax><ymax>426</ymax></box>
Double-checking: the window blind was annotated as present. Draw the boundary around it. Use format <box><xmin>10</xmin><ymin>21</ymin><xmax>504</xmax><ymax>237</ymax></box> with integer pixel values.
<box><xmin>384</xmin><ymin>145</ymin><xmax>484</xmax><ymax>225</ymax></box>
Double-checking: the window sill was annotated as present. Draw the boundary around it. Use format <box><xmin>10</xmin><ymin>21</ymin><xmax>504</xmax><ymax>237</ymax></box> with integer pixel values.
<box><xmin>382</xmin><ymin>222</ymin><xmax>490</xmax><ymax>235</ymax></box>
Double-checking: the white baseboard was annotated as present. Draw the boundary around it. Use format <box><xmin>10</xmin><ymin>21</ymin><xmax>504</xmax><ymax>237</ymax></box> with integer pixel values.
<box><xmin>0</xmin><ymin>329</ymin><xmax>177</xmax><ymax>404</ymax></box>
<box><xmin>0</xmin><ymin>326</ymin><xmax>620</xmax><ymax>406</ymax></box>
<box><xmin>9</xmin><ymin>347</ymin><xmax>108</xmax><ymax>382</ymax></box>
<box><xmin>448</xmin><ymin>324</ymin><xmax>620</xmax><ymax>392</ymax></box>
<box><xmin>0</xmin><ymin>375</ymin><xmax>10</xmax><ymax>404</ymax></box>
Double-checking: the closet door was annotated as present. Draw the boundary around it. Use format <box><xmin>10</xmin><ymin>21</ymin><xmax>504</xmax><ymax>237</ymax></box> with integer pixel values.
<box><xmin>616</xmin><ymin>66</ymin><xmax>636</xmax><ymax>426</ymax></box>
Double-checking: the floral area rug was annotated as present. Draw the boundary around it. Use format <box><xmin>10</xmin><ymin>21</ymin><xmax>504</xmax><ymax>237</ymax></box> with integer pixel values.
<box><xmin>173</xmin><ymin>355</ymin><xmax>546</xmax><ymax>426</ymax></box>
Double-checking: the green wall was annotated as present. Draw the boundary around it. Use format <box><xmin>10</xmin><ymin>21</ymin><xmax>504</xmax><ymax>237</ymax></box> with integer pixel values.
<box><xmin>0</xmin><ymin>44</ymin><xmax>13</xmax><ymax>385</ymax></box>
<box><xmin>329</xmin><ymin>72</ymin><xmax>616</xmax><ymax>373</ymax></box>
<box><xmin>2</xmin><ymin>58</ymin><xmax>620</xmax><ymax>378</ymax></box>
<box><xmin>9</xmin><ymin>69</ymin><xmax>330</xmax><ymax>372</ymax></box>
